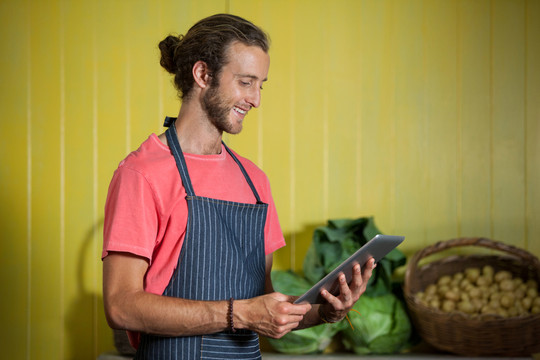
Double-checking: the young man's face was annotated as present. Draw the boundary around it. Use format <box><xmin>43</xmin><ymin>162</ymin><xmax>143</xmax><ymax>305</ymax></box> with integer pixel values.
<box><xmin>202</xmin><ymin>41</ymin><xmax>270</xmax><ymax>135</ymax></box>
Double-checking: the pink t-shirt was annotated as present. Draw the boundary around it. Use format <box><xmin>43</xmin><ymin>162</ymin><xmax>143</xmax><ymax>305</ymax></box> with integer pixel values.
<box><xmin>103</xmin><ymin>134</ymin><xmax>285</xmax><ymax>296</ymax></box>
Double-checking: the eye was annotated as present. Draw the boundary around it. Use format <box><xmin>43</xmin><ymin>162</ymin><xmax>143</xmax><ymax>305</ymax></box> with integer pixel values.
<box><xmin>240</xmin><ymin>80</ymin><xmax>251</xmax><ymax>87</ymax></box>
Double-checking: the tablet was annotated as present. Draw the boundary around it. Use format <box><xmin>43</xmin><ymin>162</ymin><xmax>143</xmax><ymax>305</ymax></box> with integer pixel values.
<box><xmin>294</xmin><ymin>234</ymin><xmax>404</xmax><ymax>304</ymax></box>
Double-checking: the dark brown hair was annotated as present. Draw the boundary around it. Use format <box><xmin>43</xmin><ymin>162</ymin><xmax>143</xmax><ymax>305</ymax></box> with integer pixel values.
<box><xmin>159</xmin><ymin>14</ymin><xmax>270</xmax><ymax>99</ymax></box>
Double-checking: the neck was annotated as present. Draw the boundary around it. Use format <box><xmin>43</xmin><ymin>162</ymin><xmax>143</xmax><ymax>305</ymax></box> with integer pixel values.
<box><xmin>173</xmin><ymin>99</ymin><xmax>223</xmax><ymax>155</ymax></box>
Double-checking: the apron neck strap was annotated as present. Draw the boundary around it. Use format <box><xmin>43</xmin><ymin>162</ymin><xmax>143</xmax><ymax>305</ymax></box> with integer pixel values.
<box><xmin>165</xmin><ymin>119</ymin><xmax>196</xmax><ymax>197</ymax></box>
<box><xmin>163</xmin><ymin>117</ymin><xmax>265</xmax><ymax>204</ymax></box>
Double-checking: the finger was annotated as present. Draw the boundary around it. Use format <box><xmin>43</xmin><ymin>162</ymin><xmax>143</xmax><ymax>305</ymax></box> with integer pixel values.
<box><xmin>337</xmin><ymin>273</ymin><xmax>353</xmax><ymax>303</ymax></box>
<box><xmin>292</xmin><ymin>303</ymin><xmax>312</xmax><ymax>315</ymax></box>
<box><xmin>361</xmin><ymin>258</ymin><xmax>376</xmax><ymax>282</ymax></box>
<box><xmin>350</xmin><ymin>263</ymin><xmax>363</xmax><ymax>289</ymax></box>
<box><xmin>279</xmin><ymin>301</ymin><xmax>311</xmax><ymax>316</ymax></box>
<box><xmin>320</xmin><ymin>289</ymin><xmax>345</xmax><ymax>310</ymax></box>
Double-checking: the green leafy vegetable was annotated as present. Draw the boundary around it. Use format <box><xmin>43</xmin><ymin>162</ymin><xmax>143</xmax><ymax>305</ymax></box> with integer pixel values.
<box><xmin>341</xmin><ymin>293</ymin><xmax>412</xmax><ymax>354</ymax></box>
<box><xmin>303</xmin><ymin>217</ymin><xmax>406</xmax><ymax>296</ymax></box>
<box><xmin>269</xmin><ymin>217</ymin><xmax>413</xmax><ymax>355</ymax></box>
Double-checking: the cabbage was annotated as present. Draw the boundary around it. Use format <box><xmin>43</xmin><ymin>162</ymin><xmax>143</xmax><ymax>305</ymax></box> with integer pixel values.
<box><xmin>341</xmin><ymin>293</ymin><xmax>412</xmax><ymax>354</ymax></box>
<box><xmin>268</xmin><ymin>217</ymin><xmax>413</xmax><ymax>355</ymax></box>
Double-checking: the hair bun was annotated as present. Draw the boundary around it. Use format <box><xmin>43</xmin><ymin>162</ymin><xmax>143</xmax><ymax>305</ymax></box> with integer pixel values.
<box><xmin>158</xmin><ymin>35</ymin><xmax>182</xmax><ymax>74</ymax></box>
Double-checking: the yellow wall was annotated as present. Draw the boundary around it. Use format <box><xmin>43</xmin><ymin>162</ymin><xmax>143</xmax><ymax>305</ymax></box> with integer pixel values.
<box><xmin>1</xmin><ymin>0</ymin><xmax>539</xmax><ymax>358</ymax></box>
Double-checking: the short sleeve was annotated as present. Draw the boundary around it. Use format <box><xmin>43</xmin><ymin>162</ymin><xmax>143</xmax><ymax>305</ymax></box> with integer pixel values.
<box><xmin>256</xmin><ymin>172</ymin><xmax>286</xmax><ymax>255</ymax></box>
<box><xmin>102</xmin><ymin>166</ymin><xmax>159</xmax><ymax>262</ymax></box>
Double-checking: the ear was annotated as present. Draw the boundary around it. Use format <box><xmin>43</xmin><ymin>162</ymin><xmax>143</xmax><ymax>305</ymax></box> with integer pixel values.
<box><xmin>192</xmin><ymin>61</ymin><xmax>212</xmax><ymax>89</ymax></box>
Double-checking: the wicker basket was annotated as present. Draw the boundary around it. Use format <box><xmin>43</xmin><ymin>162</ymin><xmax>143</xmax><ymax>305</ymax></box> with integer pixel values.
<box><xmin>404</xmin><ymin>237</ymin><xmax>540</xmax><ymax>357</ymax></box>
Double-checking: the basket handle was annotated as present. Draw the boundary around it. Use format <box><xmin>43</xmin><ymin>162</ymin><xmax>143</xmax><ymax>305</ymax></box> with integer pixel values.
<box><xmin>405</xmin><ymin>237</ymin><xmax>540</xmax><ymax>294</ymax></box>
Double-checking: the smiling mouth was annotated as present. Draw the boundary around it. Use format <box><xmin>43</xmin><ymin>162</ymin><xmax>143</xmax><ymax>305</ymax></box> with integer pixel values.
<box><xmin>233</xmin><ymin>106</ymin><xmax>248</xmax><ymax>115</ymax></box>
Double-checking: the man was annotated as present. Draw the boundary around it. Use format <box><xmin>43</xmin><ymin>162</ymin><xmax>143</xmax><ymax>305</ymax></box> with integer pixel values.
<box><xmin>102</xmin><ymin>13</ymin><xmax>375</xmax><ymax>360</ymax></box>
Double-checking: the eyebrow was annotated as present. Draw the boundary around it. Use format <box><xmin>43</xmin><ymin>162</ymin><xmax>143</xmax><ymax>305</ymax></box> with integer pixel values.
<box><xmin>234</xmin><ymin>73</ymin><xmax>268</xmax><ymax>82</ymax></box>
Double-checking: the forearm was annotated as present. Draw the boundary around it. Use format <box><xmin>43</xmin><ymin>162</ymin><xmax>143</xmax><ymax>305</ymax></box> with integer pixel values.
<box><xmin>103</xmin><ymin>253</ymin><xmax>310</xmax><ymax>338</ymax></box>
<box><xmin>106</xmin><ymin>290</ymin><xmax>231</xmax><ymax>337</ymax></box>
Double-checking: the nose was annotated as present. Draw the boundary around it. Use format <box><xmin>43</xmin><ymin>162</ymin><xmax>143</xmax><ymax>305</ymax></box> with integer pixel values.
<box><xmin>246</xmin><ymin>87</ymin><xmax>261</xmax><ymax>108</ymax></box>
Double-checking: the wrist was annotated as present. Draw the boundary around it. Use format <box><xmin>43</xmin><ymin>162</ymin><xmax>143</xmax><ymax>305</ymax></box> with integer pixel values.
<box><xmin>318</xmin><ymin>305</ymin><xmax>338</xmax><ymax>324</ymax></box>
<box><xmin>231</xmin><ymin>298</ymin><xmax>250</xmax><ymax>331</ymax></box>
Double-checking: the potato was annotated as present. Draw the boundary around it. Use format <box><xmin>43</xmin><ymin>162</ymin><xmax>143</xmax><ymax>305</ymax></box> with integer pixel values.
<box><xmin>468</xmin><ymin>287</ymin><xmax>482</xmax><ymax>299</ymax></box>
<box><xmin>527</xmin><ymin>288</ymin><xmax>538</xmax><ymax>299</ymax></box>
<box><xmin>425</xmin><ymin>284</ymin><xmax>437</xmax><ymax>296</ymax></box>
<box><xmin>465</xmin><ymin>268</ymin><xmax>481</xmax><ymax>283</ymax></box>
<box><xmin>438</xmin><ymin>285</ymin><xmax>450</xmax><ymax>296</ymax></box>
<box><xmin>460</xmin><ymin>278</ymin><xmax>472</xmax><ymax>290</ymax></box>
<box><xmin>429</xmin><ymin>299</ymin><xmax>441</xmax><ymax>310</ymax></box>
<box><xmin>499</xmin><ymin>279</ymin><xmax>515</xmax><ymax>292</ymax></box>
<box><xmin>438</xmin><ymin>275</ymin><xmax>452</xmax><ymax>286</ymax></box>
<box><xmin>500</xmin><ymin>293</ymin><xmax>515</xmax><ymax>309</ymax></box>
<box><xmin>494</xmin><ymin>270</ymin><xmax>512</xmax><ymax>283</ymax></box>
<box><xmin>445</xmin><ymin>290</ymin><xmax>460</xmax><ymax>302</ymax></box>
<box><xmin>457</xmin><ymin>301</ymin><xmax>475</xmax><ymax>314</ymax></box>
<box><xmin>476</xmin><ymin>275</ymin><xmax>492</xmax><ymax>287</ymax></box>
<box><xmin>453</xmin><ymin>272</ymin><xmax>464</xmax><ymax>282</ymax></box>
<box><xmin>522</xmin><ymin>297</ymin><xmax>533</xmax><ymax>310</ymax></box>
<box><xmin>481</xmin><ymin>305</ymin><xmax>497</xmax><ymax>315</ymax></box>
<box><xmin>442</xmin><ymin>300</ymin><xmax>456</xmax><ymax>312</ymax></box>
<box><xmin>482</xmin><ymin>265</ymin><xmax>495</xmax><ymax>278</ymax></box>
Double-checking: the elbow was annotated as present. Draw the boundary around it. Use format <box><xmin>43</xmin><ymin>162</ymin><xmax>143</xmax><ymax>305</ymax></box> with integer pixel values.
<box><xmin>104</xmin><ymin>295</ymin><xmax>129</xmax><ymax>330</ymax></box>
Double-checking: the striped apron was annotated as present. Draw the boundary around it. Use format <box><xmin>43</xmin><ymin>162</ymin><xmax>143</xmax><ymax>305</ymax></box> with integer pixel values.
<box><xmin>135</xmin><ymin>119</ymin><xmax>267</xmax><ymax>360</ymax></box>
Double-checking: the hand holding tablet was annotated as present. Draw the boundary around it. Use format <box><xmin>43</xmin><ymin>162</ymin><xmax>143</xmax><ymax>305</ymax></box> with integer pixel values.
<box><xmin>294</xmin><ymin>234</ymin><xmax>405</xmax><ymax>304</ymax></box>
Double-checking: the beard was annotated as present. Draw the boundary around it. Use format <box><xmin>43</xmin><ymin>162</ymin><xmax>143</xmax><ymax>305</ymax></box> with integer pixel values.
<box><xmin>201</xmin><ymin>80</ymin><xmax>240</xmax><ymax>134</ymax></box>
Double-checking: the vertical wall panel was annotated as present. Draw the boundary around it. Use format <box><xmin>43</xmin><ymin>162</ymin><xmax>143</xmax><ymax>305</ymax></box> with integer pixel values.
<box><xmin>458</xmin><ymin>0</ymin><xmax>492</xmax><ymax>239</ymax></box>
<box><xmin>96</xmin><ymin>0</ymin><xmax>129</xmax><ymax>201</ymax></box>
<box><xmin>423</xmin><ymin>0</ymin><xmax>459</xmax><ymax>242</ymax></box>
<box><xmin>62</xmin><ymin>0</ymin><xmax>105</xmax><ymax>357</ymax></box>
<box><xmin>29</xmin><ymin>0</ymin><xmax>63</xmax><ymax>358</ymax></box>
<box><xmin>127</xmin><ymin>0</ymin><xmax>162</xmax><ymax>149</ymax></box>
<box><xmin>0</xmin><ymin>1</ymin><xmax>30</xmax><ymax>359</ymax></box>
<box><xmin>356</xmin><ymin>1</ymin><xmax>397</xmax><ymax>233</ymax></box>
<box><xmin>526</xmin><ymin>0</ymin><xmax>540</xmax><ymax>256</ymax></box>
<box><xmin>358</xmin><ymin>0</ymin><xmax>398</xmax><ymax>234</ymax></box>
<box><xmin>326</xmin><ymin>0</ymin><xmax>364</xmax><ymax>221</ymax></box>
<box><xmin>393</xmin><ymin>0</ymin><xmax>428</xmax><ymax>253</ymax></box>
<box><xmin>289</xmin><ymin>1</ymin><xmax>328</xmax><ymax>271</ymax></box>
<box><xmin>491</xmin><ymin>0</ymin><xmax>526</xmax><ymax>247</ymax></box>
